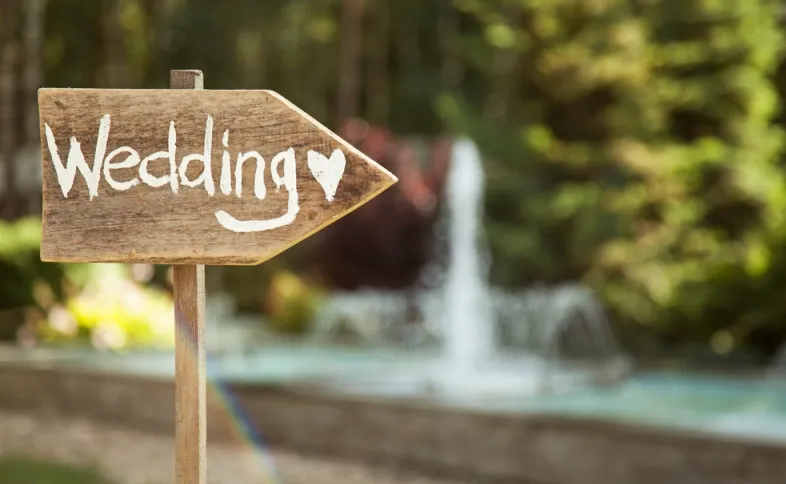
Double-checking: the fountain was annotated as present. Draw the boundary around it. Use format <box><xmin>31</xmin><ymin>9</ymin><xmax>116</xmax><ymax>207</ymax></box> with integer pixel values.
<box><xmin>310</xmin><ymin>137</ymin><xmax>628</xmax><ymax>397</ymax></box>
<box><xmin>441</xmin><ymin>139</ymin><xmax>495</xmax><ymax>372</ymax></box>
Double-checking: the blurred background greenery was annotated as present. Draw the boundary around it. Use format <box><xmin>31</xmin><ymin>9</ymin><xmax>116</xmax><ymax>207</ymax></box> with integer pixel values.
<box><xmin>2</xmin><ymin>0</ymin><xmax>786</xmax><ymax>366</ymax></box>
<box><xmin>0</xmin><ymin>456</ymin><xmax>113</xmax><ymax>484</ymax></box>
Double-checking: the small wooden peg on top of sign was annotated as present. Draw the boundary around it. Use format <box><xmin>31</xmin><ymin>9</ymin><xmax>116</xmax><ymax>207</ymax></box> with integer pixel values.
<box><xmin>37</xmin><ymin>69</ymin><xmax>397</xmax><ymax>484</ymax></box>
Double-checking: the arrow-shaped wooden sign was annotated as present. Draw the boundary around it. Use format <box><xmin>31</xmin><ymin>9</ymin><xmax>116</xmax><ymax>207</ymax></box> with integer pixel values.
<box><xmin>38</xmin><ymin>87</ymin><xmax>397</xmax><ymax>265</ymax></box>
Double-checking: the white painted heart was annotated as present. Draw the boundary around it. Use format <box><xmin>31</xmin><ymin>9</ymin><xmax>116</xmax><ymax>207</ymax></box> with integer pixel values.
<box><xmin>308</xmin><ymin>148</ymin><xmax>346</xmax><ymax>203</ymax></box>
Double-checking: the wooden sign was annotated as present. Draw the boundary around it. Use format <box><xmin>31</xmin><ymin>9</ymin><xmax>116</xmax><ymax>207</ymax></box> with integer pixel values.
<box><xmin>39</xmin><ymin>70</ymin><xmax>398</xmax><ymax>484</ymax></box>
<box><xmin>37</xmin><ymin>88</ymin><xmax>397</xmax><ymax>265</ymax></box>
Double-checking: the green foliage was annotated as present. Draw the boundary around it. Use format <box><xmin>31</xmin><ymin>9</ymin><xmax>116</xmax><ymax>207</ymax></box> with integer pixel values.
<box><xmin>38</xmin><ymin>265</ymin><xmax>175</xmax><ymax>350</ymax></box>
<box><xmin>0</xmin><ymin>456</ymin><xmax>114</xmax><ymax>484</ymax></box>
<box><xmin>0</xmin><ymin>218</ymin><xmax>72</xmax><ymax>312</ymax></box>
<box><xmin>265</xmin><ymin>270</ymin><xmax>323</xmax><ymax>335</ymax></box>
<box><xmin>0</xmin><ymin>219</ymin><xmax>172</xmax><ymax>350</ymax></box>
<box><xmin>442</xmin><ymin>0</ymin><xmax>786</xmax><ymax>359</ymax></box>
<box><xmin>0</xmin><ymin>218</ymin><xmax>80</xmax><ymax>341</ymax></box>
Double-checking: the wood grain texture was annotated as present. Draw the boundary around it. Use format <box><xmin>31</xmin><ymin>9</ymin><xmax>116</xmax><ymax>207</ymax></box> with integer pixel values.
<box><xmin>171</xmin><ymin>70</ymin><xmax>203</xmax><ymax>90</ymax></box>
<box><xmin>171</xmin><ymin>69</ymin><xmax>206</xmax><ymax>484</ymax></box>
<box><xmin>38</xmin><ymin>87</ymin><xmax>397</xmax><ymax>265</ymax></box>
<box><xmin>173</xmin><ymin>263</ymin><xmax>206</xmax><ymax>484</ymax></box>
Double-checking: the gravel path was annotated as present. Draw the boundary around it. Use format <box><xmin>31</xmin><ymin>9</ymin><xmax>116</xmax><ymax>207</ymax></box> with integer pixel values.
<box><xmin>0</xmin><ymin>411</ymin><xmax>464</xmax><ymax>484</ymax></box>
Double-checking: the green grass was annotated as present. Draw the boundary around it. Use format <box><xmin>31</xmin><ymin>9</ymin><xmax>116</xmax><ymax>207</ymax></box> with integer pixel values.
<box><xmin>0</xmin><ymin>455</ymin><xmax>115</xmax><ymax>484</ymax></box>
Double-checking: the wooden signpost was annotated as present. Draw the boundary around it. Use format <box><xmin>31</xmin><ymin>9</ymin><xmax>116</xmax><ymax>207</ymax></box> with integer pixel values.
<box><xmin>37</xmin><ymin>70</ymin><xmax>397</xmax><ymax>484</ymax></box>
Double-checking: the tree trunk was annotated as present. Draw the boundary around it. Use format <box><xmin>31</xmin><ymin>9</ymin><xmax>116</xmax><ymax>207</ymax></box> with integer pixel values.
<box><xmin>366</xmin><ymin>0</ymin><xmax>390</xmax><ymax>123</ymax></box>
<box><xmin>142</xmin><ymin>0</ymin><xmax>166</xmax><ymax>87</ymax></box>
<box><xmin>21</xmin><ymin>0</ymin><xmax>45</xmax><ymax>215</ymax></box>
<box><xmin>438</xmin><ymin>0</ymin><xmax>463</xmax><ymax>90</ymax></box>
<box><xmin>102</xmin><ymin>0</ymin><xmax>128</xmax><ymax>87</ymax></box>
<box><xmin>337</xmin><ymin>0</ymin><xmax>365</xmax><ymax>124</ymax></box>
<box><xmin>0</xmin><ymin>0</ymin><xmax>20</xmax><ymax>218</ymax></box>
<box><xmin>396</xmin><ymin>1</ymin><xmax>421</xmax><ymax>73</ymax></box>
<box><xmin>24</xmin><ymin>0</ymin><xmax>43</xmax><ymax>145</ymax></box>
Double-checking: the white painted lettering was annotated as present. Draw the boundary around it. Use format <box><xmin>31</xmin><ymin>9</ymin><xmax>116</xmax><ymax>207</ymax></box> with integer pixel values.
<box><xmin>140</xmin><ymin>121</ymin><xmax>179</xmax><ymax>192</ymax></box>
<box><xmin>178</xmin><ymin>115</ymin><xmax>215</xmax><ymax>196</ymax></box>
<box><xmin>42</xmin><ymin>115</ymin><xmax>350</xmax><ymax>233</ymax></box>
<box><xmin>215</xmin><ymin>147</ymin><xmax>299</xmax><ymax>233</ymax></box>
<box><xmin>235</xmin><ymin>151</ymin><xmax>266</xmax><ymax>200</ymax></box>
<box><xmin>220</xmin><ymin>130</ymin><xmax>232</xmax><ymax>195</ymax></box>
<box><xmin>103</xmin><ymin>146</ymin><xmax>140</xmax><ymax>191</ymax></box>
<box><xmin>45</xmin><ymin>114</ymin><xmax>111</xmax><ymax>200</ymax></box>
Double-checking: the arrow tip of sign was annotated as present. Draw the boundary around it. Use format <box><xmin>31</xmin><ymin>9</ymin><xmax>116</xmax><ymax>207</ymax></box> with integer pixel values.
<box><xmin>364</xmin><ymin>153</ymin><xmax>399</xmax><ymax>185</ymax></box>
<box><xmin>263</xmin><ymin>91</ymin><xmax>399</xmax><ymax>186</ymax></box>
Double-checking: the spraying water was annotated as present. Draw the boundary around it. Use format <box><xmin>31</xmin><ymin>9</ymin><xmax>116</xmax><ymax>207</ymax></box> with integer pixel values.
<box><xmin>309</xmin><ymin>137</ymin><xmax>628</xmax><ymax>397</ymax></box>
<box><xmin>442</xmin><ymin>138</ymin><xmax>494</xmax><ymax>372</ymax></box>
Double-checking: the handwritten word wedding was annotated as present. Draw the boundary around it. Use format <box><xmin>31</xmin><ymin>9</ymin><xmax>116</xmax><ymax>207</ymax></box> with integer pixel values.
<box><xmin>42</xmin><ymin>115</ymin><xmax>347</xmax><ymax>233</ymax></box>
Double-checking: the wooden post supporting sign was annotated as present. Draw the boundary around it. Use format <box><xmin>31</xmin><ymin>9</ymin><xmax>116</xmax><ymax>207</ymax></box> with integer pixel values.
<box><xmin>37</xmin><ymin>70</ymin><xmax>397</xmax><ymax>484</ymax></box>
<box><xmin>170</xmin><ymin>69</ymin><xmax>207</xmax><ymax>484</ymax></box>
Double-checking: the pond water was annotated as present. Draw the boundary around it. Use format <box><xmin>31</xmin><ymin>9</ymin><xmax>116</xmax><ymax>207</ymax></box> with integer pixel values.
<box><xmin>12</xmin><ymin>345</ymin><xmax>786</xmax><ymax>444</ymax></box>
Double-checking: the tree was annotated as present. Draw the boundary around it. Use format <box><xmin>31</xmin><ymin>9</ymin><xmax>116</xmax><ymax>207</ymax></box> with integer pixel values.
<box><xmin>441</xmin><ymin>0</ymin><xmax>786</xmax><ymax>360</ymax></box>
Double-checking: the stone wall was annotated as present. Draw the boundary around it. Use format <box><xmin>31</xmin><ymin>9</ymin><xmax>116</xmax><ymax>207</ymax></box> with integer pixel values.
<box><xmin>0</xmin><ymin>364</ymin><xmax>785</xmax><ymax>484</ymax></box>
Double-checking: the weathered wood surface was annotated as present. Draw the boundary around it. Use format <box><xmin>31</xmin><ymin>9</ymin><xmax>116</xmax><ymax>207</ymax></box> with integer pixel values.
<box><xmin>171</xmin><ymin>69</ymin><xmax>207</xmax><ymax>484</ymax></box>
<box><xmin>173</xmin><ymin>263</ymin><xmax>207</xmax><ymax>484</ymax></box>
<box><xmin>38</xmin><ymin>87</ymin><xmax>397</xmax><ymax>264</ymax></box>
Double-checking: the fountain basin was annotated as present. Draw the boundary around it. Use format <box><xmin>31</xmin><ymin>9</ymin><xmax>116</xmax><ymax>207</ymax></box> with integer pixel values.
<box><xmin>0</xmin><ymin>346</ymin><xmax>785</xmax><ymax>484</ymax></box>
